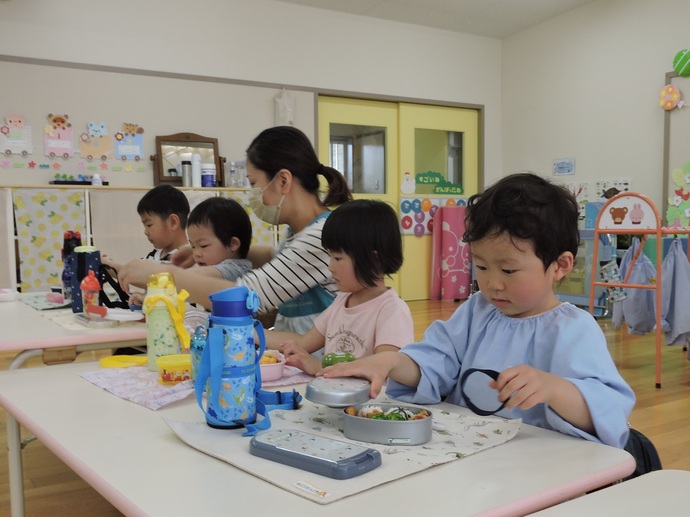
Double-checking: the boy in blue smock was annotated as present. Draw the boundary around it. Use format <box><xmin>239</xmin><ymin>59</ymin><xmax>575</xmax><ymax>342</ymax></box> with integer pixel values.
<box><xmin>321</xmin><ymin>173</ymin><xmax>635</xmax><ymax>448</ymax></box>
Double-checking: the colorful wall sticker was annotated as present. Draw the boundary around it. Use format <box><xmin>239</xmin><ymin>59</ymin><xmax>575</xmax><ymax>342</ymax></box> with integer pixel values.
<box><xmin>0</xmin><ymin>114</ymin><xmax>34</xmax><ymax>156</ymax></box>
<box><xmin>43</xmin><ymin>113</ymin><xmax>75</xmax><ymax>159</ymax></box>
<box><xmin>660</xmin><ymin>84</ymin><xmax>684</xmax><ymax>111</ymax></box>
<box><xmin>114</xmin><ymin>122</ymin><xmax>145</xmax><ymax>161</ymax></box>
<box><xmin>79</xmin><ymin>121</ymin><xmax>114</xmax><ymax>161</ymax></box>
<box><xmin>666</xmin><ymin>161</ymin><xmax>690</xmax><ymax>227</ymax></box>
<box><xmin>673</xmin><ymin>49</ymin><xmax>690</xmax><ymax>76</ymax></box>
<box><xmin>399</xmin><ymin>196</ymin><xmax>467</xmax><ymax>237</ymax></box>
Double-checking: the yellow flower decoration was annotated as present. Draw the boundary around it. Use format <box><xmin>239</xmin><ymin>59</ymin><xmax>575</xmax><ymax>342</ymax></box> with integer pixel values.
<box><xmin>31</xmin><ymin>192</ymin><xmax>47</xmax><ymax>205</ymax></box>
<box><xmin>17</xmin><ymin>213</ymin><xmax>32</xmax><ymax>226</ymax></box>
<box><xmin>38</xmin><ymin>249</ymin><xmax>53</xmax><ymax>261</ymax></box>
<box><xmin>68</xmin><ymin>193</ymin><xmax>83</xmax><ymax>205</ymax></box>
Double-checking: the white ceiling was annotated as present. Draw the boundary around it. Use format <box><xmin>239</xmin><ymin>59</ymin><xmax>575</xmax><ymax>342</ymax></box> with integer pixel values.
<box><xmin>272</xmin><ymin>0</ymin><xmax>595</xmax><ymax>39</ymax></box>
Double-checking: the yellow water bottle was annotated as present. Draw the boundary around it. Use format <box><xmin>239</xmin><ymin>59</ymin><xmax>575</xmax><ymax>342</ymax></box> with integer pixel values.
<box><xmin>142</xmin><ymin>272</ymin><xmax>190</xmax><ymax>371</ymax></box>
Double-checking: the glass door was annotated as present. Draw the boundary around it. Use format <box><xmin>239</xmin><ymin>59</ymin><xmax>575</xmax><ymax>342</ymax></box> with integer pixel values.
<box><xmin>318</xmin><ymin>97</ymin><xmax>400</xmax><ymax>292</ymax></box>
<box><xmin>398</xmin><ymin>103</ymin><xmax>480</xmax><ymax>300</ymax></box>
<box><xmin>318</xmin><ymin>96</ymin><xmax>481</xmax><ymax>300</ymax></box>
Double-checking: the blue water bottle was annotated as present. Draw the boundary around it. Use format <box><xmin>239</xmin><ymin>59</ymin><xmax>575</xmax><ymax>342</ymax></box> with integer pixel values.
<box><xmin>194</xmin><ymin>286</ymin><xmax>265</xmax><ymax>430</ymax></box>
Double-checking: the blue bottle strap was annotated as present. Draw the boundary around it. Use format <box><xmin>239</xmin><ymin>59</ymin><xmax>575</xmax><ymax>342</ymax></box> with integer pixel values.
<box><xmin>243</xmin><ymin>320</ymin><xmax>303</xmax><ymax>436</ymax></box>
<box><xmin>194</xmin><ymin>327</ymin><xmax>224</xmax><ymax>414</ymax></box>
<box><xmin>243</xmin><ymin>390</ymin><xmax>303</xmax><ymax>436</ymax></box>
<box><xmin>194</xmin><ymin>332</ymin><xmax>211</xmax><ymax>411</ymax></box>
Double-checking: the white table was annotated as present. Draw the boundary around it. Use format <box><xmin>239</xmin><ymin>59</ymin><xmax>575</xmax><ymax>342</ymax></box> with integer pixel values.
<box><xmin>0</xmin><ymin>297</ymin><xmax>146</xmax><ymax>369</ymax></box>
<box><xmin>0</xmin><ymin>362</ymin><xmax>635</xmax><ymax>517</ymax></box>
<box><xmin>0</xmin><ymin>297</ymin><xmax>146</xmax><ymax>517</ymax></box>
<box><xmin>531</xmin><ymin>469</ymin><xmax>690</xmax><ymax>515</ymax></box>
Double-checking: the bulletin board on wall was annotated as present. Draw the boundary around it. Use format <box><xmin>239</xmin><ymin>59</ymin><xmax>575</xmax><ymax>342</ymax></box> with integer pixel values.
<box><xmin>663</xmin><ymin>71</ymin><xmax>690</xmax><ymax>227</ymax></box>
<box><xmin>0</xmin><ymin>58</ymin><xmax>315</xmax><ymax>188</ymax></box>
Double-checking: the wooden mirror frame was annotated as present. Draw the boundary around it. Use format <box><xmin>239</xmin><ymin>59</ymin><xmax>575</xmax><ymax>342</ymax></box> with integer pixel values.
<box><xmin>150</xmin><ymin>132</ymin><xmax>226</xmax><ymax>186</ymax></box>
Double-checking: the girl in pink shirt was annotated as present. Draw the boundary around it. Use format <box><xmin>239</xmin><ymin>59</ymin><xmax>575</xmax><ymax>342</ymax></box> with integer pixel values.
<box><xmin>266</xmin><ymin>199</ymin><xmax>414</xmax><ymax>375</ymax></box>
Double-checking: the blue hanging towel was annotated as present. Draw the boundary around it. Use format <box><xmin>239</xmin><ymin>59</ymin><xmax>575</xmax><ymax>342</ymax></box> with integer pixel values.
<box><xmin>612</xmin><ymin>237</ymin><xmax>657</xmax><ymax>335</ymax></box>
<box><xmin>660</xmin><ymin>239</ymin><xmax>690</xmax><ymax>352</ymax></box>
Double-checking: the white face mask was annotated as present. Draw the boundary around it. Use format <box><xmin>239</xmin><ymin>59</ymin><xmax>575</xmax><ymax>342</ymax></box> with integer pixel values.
<box><xmin>248</xmin><ymin>178</ymin><xmax>285</xmax><ymax>225</ymax></box>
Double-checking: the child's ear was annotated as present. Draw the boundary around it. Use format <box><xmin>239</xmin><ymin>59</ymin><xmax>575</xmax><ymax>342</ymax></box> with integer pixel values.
<box><xmin>552</xmin><ymin>252</ymin><xmax>574</xmax><ymax>280</ymax></box>
<box><xmin>228</xmin><ymin>236</ymin><xmax>241</xmax><ymax>252</ymax></box>
<box><xmin>168</xmin><ymin>213</ymin><xmax>181</xmax><ymax>229</ymax></box>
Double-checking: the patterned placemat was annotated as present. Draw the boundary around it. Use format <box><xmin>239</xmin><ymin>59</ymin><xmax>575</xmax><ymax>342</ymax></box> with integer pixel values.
<box><xmin>166</xmin><ymin>397</ymin><xmax>521</xmax><ymax>504</ymax></box>
<box><xmin>20</xmin><ymin>292</ymin><xmax>70</xmax><ymax>310</ymax></box>
<box><xmin>80</xmin><ymin>366</ymin><xmax>194</xmax><ymax>410</ymax></box>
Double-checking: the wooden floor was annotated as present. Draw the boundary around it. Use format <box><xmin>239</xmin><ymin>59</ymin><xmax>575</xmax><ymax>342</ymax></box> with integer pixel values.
<box><xmin>0</xmin><ymin>299</ymin><xmax>688</xmax><ymax>516</ymax></box>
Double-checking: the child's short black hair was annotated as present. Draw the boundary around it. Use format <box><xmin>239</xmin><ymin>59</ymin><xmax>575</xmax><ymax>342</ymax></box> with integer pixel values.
<box><xmin>322</xmin><ymin>199</ymin><xmax>403</xmax><ymax>287</ymax></box>
<box><xmin>463</xmin><ymin>173</ymin><xmax>580</xmax><ymax>269</ymax></box>
<box><xmin>187</xmin><ymin>197</ymin><xmax>252</xmax><ymax>259</ymax></box>
<box><xmin>137</xmin><ymin>184</ymin><xmax>190</xmax><ymax>228</ymax></box>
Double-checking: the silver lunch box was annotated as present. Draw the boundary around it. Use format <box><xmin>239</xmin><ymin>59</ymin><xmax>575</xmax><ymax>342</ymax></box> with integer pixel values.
<box><xmin>343</xmin><ymin>403</ymin><xmax>433</xmax><ymax>446</ymax></box>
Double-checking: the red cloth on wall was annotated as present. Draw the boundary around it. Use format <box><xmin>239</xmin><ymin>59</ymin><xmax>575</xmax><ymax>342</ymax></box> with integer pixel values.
<box><xmin>429</xmin><ymin>206</ymin><xmax>472</xmax><ymax>301</ymax></box>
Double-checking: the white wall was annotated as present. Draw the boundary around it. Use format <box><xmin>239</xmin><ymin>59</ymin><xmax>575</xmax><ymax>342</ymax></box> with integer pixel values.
<box><xmin>0</xmin><ymin>0</ymin><xmax>503</xmax><ymax>185</ymax></box>
<box><xmin>503</xmin><ymin>0</ymin><xmax>688</xmax><ymax>212</ymax></box>
<box><xmin>0</xmin><ymin>61</ymin><xmax>315</xmax><ymax>187</ymax></box>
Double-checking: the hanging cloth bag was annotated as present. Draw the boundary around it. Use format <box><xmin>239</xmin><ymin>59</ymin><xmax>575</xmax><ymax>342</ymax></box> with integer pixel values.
<box><xmin>612</xmin><ymin>237</ymin><xmax>657</xmax><ymax>334</ymax></box>
<box><xmin>660</xmin><ymin>238</ymin><xmax>690</xmax><ymax>348</ymax></box>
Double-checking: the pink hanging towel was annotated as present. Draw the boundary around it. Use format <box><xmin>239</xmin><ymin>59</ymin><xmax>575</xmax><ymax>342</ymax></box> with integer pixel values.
<box><xmin>429</xmin><ymin>206</ymin><xmax>472</xmax><ymax>301</ymax></box>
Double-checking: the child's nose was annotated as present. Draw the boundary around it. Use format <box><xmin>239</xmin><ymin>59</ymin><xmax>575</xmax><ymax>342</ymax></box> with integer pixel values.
<box><xmin>485</xmin><ymin>272</ymin><xmax>503</xmax><ymax>290</ymax></box>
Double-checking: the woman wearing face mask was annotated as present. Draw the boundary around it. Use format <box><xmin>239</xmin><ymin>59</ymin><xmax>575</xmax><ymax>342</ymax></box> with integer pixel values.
<box><xmin>118</xmin><ymin>126</ymin><xmax>352</xmax><ymax>332</ymax></box>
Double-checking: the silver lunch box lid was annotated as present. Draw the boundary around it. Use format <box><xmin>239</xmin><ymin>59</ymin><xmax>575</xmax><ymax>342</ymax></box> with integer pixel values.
<box><xmin>305</xmin><ymin>377</ymin><xmax>371</xmax><ymax>407</ymax></box>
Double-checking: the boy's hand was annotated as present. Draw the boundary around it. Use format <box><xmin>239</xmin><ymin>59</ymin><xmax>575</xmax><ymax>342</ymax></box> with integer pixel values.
<box><xmin>319</xmin><ymin>352</ymin><xmax>404</xmax><ymax>398</ymax></box>
<box><xmin>281</xmin><ymin>341</ymin><xmax>321</xmax><ymax>376</ymax></box>
<box><xmin>171</xmin><ymin>244</ymin><xmax>195</xmax><ymax>268</ymax></box>
<box><xmin>492</xmin><ymin>365</ymin><xmax>594</xmax><ymax>433</ymax></box>
<box><xmin>490</xmin><ymin>365</ymin><xmax>557</xmax><ymax>410</ymax></box>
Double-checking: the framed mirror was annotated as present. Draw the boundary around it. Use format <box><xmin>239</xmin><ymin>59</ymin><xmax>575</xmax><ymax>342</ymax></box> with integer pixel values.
<box><xmin>150</xmin><ymin>132</ymin><xmax>226</xmax><ymax>186</ymax></box>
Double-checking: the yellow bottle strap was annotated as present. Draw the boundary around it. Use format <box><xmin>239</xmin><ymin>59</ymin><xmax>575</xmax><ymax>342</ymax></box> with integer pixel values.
<box><xmin>142</xmin><ymin>289</ymin><xmax>191</xmax><ymax>349</ymax></box>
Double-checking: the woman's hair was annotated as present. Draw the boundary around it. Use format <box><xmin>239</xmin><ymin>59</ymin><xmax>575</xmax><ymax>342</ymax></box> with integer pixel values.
<box><xmin>137</xmin><ymin>184</ymin><xmax>190</xmax><ymax>228</ymax></box>
<box><xmin>187</xmin><ymin>197</ymin><xmax>252</xmax><ymax>259</ymax></box>
<box><xmin>322</xmin><ymin>199</ymin><xmax>403</xmax><ymax>287</ymax></box>
<box><xmin>463</xmin><ymin>173</ymin><xmax>580</xmax><ymax>269</ymax></box>
<box><xmin>246</xmin><ymin>126</ymin><xmax>352</xmax><ymax>206</ymax></box>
